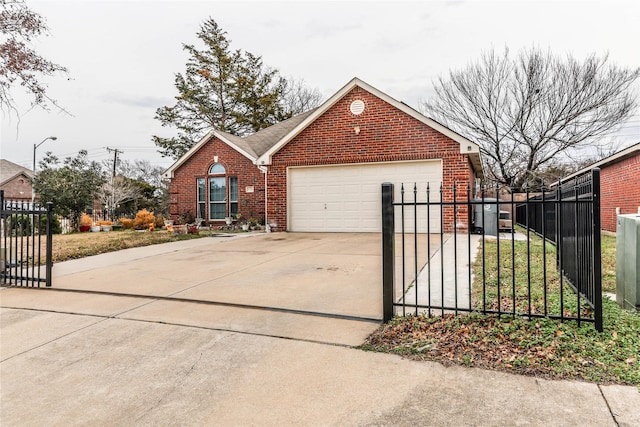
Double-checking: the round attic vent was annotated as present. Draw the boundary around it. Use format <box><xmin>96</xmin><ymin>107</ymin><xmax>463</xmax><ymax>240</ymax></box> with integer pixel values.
<box><xmin>350</xmin><ymin>100</ymin><xmax>365</xmax><ymax>115</ymax></box>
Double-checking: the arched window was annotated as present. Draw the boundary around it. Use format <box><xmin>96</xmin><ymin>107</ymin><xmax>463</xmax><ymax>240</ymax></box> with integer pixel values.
<box><xmin>201</xmin><ymin>163</ymin><xmax>237</xmax><ymax>221</ymax></box>
<box><xmin>208</xmin><ymin>163</ymin><xmax>225</xmax><ymax>174</ymax></box>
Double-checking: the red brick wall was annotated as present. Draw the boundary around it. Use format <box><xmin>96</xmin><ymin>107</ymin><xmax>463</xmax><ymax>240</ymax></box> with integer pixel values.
<box><xmin>1</xmin><ymin>174</ymin><xmax>32</xmax><ymax>201</ymax></box>
<box><xmin>266</xmin><ymin>87</ymin><xmax>475</xmax><ymax>231</ymax></box>
<box><xmin>600</xmin><ymin>153</ymin><xmax>640</xmax><ymax>232</ymax></box>
<box><xmin>169</xmin><ymin>137</ymin><xmax>265</xmax><ymax>224</ymax></box>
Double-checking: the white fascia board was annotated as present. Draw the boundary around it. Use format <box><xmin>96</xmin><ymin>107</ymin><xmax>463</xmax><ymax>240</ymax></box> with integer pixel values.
<box><xmin>162</xmin><ymin>130</ymin><xmax>258</xmax><ymax>179</ymax></box>
<box><xmin>256</xmin><ymin>77</ymin><xmax>481</xmax><ymax>166</ymax></box>
<box><xmin>216</xmin><ymin>133</ymin><xmax>259</xmax><ymax>164</ymax></box>
<box><xmin>559</xmin><ymin>141</ymin><xmax>640</xmax><ymax>182</ymax></box>
<box><xmin>257</xmin><ymin>78</ymin><xmax>362</xmax><ymax>165</ymax></box>
<box><xmin>162</xmin><ymin>130</ymin><xmax>216</xmax><ymax>179</ymax></box>
<box><xmin>0</xmin><ymin>171</ymin><xmax>32</xmax><ymax>187</ymax></box>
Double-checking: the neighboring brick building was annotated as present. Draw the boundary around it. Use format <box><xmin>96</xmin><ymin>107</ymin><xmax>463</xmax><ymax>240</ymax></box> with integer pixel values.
<box><xmin>0</xmin><ymin>159</ymin><xmax>33</xmax><ymax>202</ymax></box>
<box><xmin>163</xmin><ymin>78</ymin><xmax>484</xmax><ymax>232</ymax></box>
<box><xmin>562</xmin><ymin>142</ymin><xmax>640</xmax><ymax>232</ymax></box>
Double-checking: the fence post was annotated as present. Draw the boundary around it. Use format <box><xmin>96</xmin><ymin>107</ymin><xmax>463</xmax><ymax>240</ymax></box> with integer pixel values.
<box><xmin>592</xmin><ymin>168</ymin><xmax>603</xmax><ymax>332</ymax></box>
<box><xmin>0</xmin><ymin>190</ymin><xmax>5</xmax><ymax>279</ymax></box>
<box><xmin>382</xmin><ymin>183</ymin><xmax>395</xmax><ymax>322</ymax></box>
<box><xmin>555</xmin><ymin>180</ymin><xmax>561</xmax><ymax>269</ymax></box>
<box><xmin>45</xmin><ymin>202</ymin><xmax>53</xmax><ymax>287</ymax></box>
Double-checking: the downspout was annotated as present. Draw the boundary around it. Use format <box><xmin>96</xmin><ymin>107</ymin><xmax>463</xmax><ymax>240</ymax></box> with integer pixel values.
<box><xmin>258</xmin><ymin>165</ymin><xmax>269</xmax><ymax>232</ymax></box>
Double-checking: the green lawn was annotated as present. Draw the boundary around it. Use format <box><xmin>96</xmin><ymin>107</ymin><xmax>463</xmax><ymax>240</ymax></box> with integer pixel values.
<box><xmin>362</xmin><ymin>232</ymin><xmax>640</xmax><ymax>386</ymax></box>
<box><xmin>601</xmin><ymin>234</ymin><xmax>617</xmax><ymax>294</ymax></box>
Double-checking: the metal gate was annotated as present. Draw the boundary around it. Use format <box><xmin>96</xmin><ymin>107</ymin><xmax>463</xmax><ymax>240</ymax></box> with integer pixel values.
<box><xmin>0</xmin><ymin>190</ymin><xmax>53</xmax><ymax>287</ymax></box>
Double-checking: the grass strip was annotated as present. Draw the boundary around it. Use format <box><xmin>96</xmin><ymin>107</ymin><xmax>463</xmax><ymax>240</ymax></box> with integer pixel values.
<box><xmin>361</xmin><ymin>232</ymin><xmax>639</xmax><ymax>386</ymax></box>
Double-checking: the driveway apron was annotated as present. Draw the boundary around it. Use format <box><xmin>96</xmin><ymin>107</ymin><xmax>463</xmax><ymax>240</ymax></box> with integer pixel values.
<box><xmin>4</xmin><ymin>233</ymin><xmax>426</xmax><ymax>346</ymax></box>
<box><xmin>52</xmin><ymin>233</ymin><xmax>383</xmax><ymax>316</ymax></box>
<box><xmin>2</xmin><ymin>232</ymin><xmax>441</xmax><ymax>345</ymax></box>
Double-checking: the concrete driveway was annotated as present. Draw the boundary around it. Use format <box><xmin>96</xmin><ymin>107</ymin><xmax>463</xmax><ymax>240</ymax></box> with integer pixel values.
<box><xmin>56</xmin><ymin>232</ymin><xmax>381</xmax><ymax>316</ymax></box>
<box><xmin>2</xmin><ymin>232</ymin><xmax>639</xmax><ymax>426</ymax></box>
<box><xmin>3</xmin><ymin>233</ymin><xmax>393</xmax><ymax>346</ymax></box>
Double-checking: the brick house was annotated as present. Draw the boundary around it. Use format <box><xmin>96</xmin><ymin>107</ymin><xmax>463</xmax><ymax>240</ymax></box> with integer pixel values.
<box><xmin>0</xmin><ymin>159</ymin><xmax>34</xmax><ymax>202</ymax></box>
<box><xmin>163</xmin><ymin>78</ymin><xmax>484</xmax><ymax>232</ymax></box>
<box><xmin>562</xmin><ymin>142</ymin><xmax>640</xmax><ymax>232</ymax></box>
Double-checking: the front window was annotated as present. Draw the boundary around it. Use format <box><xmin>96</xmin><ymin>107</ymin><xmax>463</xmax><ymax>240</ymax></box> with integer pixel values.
<box><xmin>209</xmin><ymin>176</ymin><xmax>226</xmax><ymax>220</ymax></box>
<box><xmin>197</xmin><ymin>178</ymin><xmax>205</xmax><ymax>219</ymax></box>
<box><xmin>209</xmin><ymin>163</ymin><xmax>225</xmax><ymax>174</ymax></box>
<box><xmin>202</xmin><ymin>163</ymin><xmax>237</xmax><ymax>221</ymax></box>
<box><xmin>229</xmin><ymin>177</ymin><xmax>238</xmax><ymax>216</ymax></box>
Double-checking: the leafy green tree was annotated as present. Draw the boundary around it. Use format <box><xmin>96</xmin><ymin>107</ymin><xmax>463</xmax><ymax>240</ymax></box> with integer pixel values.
<box><xmin>153</xmin><ymin>18</ymin><xmax>321</xmax><ymax>160</ymax></box>
<box><xmin>33</xmin><ymin>150</ymin><xmax>105</xmax><ymax>230</ymax></box>
<box><xmin>422</xmin><ymin>47</ymin><xmax>639</xmax><ymax>191</ymax></box>
<box><xmin>233</xmin><ymin>52</ymin><xmax>288</xmax><ymax>133</ymax></box>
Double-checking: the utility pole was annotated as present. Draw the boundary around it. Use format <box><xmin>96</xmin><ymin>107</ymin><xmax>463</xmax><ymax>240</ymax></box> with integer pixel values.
<box><xmin>106</xmin><ymin>147</ymin><xmax>123</xmax><ymax>219</ymax></box>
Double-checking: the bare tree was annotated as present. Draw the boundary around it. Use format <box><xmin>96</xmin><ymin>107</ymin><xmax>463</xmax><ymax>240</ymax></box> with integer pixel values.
<box><xmin>422</xmin><ymin>48</ymin><xmax>639</xmax><ymax>190</ymax></box>
<box><xmin>106</xmin><ymin>158</ymin><xmax>166</xmax><ymax>189</ymax></box>
<box><xmin>0</xmin><ymin>0</ymin><xmax>69</xmax><ymax>114</ymax></box>
<box><xmin>98</xmin><ymin>175</ymin><xmax>142</xmax><ymax>217</ymax></box>
<box><xmin>281</xmin><ymin>77</ymin><xmax>323</xmax><ymax>114</ymax></box>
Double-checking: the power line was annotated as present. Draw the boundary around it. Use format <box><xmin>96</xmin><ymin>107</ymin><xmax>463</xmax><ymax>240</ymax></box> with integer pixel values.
<box><xmin>106</xmin><ymin>147</ymin><xmax>124</xmax><ymax>177</ymax></box>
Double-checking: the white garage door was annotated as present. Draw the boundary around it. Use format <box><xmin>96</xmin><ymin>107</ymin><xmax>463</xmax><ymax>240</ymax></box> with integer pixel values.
<box><xmin>288</xmin><ymin>160</ymin><xmax>443</xmax><ymax>232</ymax></box>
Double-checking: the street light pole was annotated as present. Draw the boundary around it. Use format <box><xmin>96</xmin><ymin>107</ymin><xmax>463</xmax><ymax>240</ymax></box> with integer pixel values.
<box><xmin>32</xmin><ymin>136</ymin><xmax>57</xmax><ymax>204</ymax></box>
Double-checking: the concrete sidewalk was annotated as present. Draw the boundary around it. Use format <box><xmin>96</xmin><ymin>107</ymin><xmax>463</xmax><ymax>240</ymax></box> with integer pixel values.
<box><xmin>402</xmin><ymin>233</ymin><xmax>482</xmax><ymax>312</ymax></box>
<box><xmin>1</xmin><ymin>233</ymin><xmax>639</xmax><ymax>425</ymax></box>
<box><xmin>401</xmin><ymin>231</ymin><xmax>527</xmax><ymax>314</ymax></box>
<box><xmin>1</xmin><ymin>299</ymin><xmax>638</xmax><ymax>426</ymax></box>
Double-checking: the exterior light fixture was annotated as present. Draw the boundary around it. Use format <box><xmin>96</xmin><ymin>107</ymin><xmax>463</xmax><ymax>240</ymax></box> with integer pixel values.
<box><xmin>354</xmin><ymin>126</ymin><xmax>361</xmax><ymax>135</ymax></box>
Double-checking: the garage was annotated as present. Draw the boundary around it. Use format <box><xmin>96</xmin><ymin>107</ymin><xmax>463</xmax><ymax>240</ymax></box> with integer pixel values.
<box><xmin>165</xmin><ymin>78</ymin><xmax>483</xmax><ymax>232</ymax></box>
<box><xmin>288</xmin><ymin>160</ymin><xmax>443</xmax><ymax>232</ymax></box>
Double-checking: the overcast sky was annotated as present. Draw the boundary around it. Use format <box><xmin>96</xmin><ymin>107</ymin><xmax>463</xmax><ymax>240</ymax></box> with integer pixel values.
<box><xmin>1</xmin><ymin>0</ymin><xmax>639</xmax><ymax>171</ymax></box>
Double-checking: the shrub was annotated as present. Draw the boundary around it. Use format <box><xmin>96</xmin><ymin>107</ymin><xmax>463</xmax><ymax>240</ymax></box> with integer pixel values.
<box><xmin>120</xmin><ymin>218</ymin><xmax>134</xmax><ymax>229</ymax></box>
<box><xmin>179</xmin><ymin>210</ymin><xmax>195</xmax><ymax>225</ymax></box>
<box><xmin>6</xmin><ymin>214</ymin><xmax>62</xmax><ymax>235</ymax></box>
<box><xmin>80</xmin><ymin>213</ymin><xmax>92</xmax><ymax>227</ymax></box>
<box><xmin>133</xmin><ymin>209</ymin><xmax>155</xmax><ymax>230</ymax></box>
<box><xmin>96</xmin><ymin>220</ymin><xmax>112</xmax><ymax>226</ymax></box>
<box><xmin>154</xmin><ymin>215</ymin><xmax>165</xmax><ymax>228</ymax></box>
<box><xmin>37</xmin><ymin>214</ymin><xmax>62</xmax><ymax>234</ymax></box>
<box><xmin>7</xmin><ymin>214</ymin><xmax>31</xmax><ymax>236</ymax></box>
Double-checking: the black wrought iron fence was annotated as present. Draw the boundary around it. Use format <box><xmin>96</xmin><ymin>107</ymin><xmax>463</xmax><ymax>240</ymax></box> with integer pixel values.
<box><xmin>515</xmin><ymin>169</ymin><xmax>602</xmax><ymax>329</ymax></box>
<box><xmin>0</xmin><ymin>190</ymin><xmax>54</xmax><ymax>287</ymax></box>
<box><xmin>382</xmin><ymin>173</ymin><xmax>602</xmax><ymax>332</ymax></box>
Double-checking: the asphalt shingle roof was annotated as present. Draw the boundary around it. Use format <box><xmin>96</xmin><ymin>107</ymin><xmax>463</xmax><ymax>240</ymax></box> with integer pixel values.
<box><xmin>242</xmin><ymin>108</ymin><xmax>318</xmax><ymax>157</ymax></box>
<box><xmin>0</xmin><ymin>159</ymin><xmax>33</xmax><ymax>185</ymax></box>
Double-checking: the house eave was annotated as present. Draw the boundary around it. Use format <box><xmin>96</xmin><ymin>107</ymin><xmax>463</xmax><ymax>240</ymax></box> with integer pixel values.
<box><xmin>162</xmin><ymin>130</ymin><xmax>258</xmax><ymax>179</ymax></box>
<box><xmin>256</xmin><ymin>77</ymin><xmax>484</xmax><ymax>178</ymax></box>
<box><xmin>557</xmin><ymin>141</ymin><xmax>640</xmax><ymax>183</ymax></box>
<box><xmin>0</xmin><ymin>171</ymin><xmax>33</xmax><ymax>187</ymax></box>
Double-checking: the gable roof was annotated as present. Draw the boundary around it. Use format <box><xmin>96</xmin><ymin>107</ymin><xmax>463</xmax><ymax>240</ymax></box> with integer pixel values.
<box><xmin>163</xmin><ymin>109</ymin><xmax>317</xmax><ymax>178</ymax></box>
<box><xmin>256</xmin><ymin>78</ymin><xmax>483</xmax><ymax>176</ymax></box>
<box><xmin>0</xmin><ymin>159</ymin><xmax>33</xmax><ymax>186</ymax></box>
<box><xmin>164</xmin><ymin>77</ymin><xmax>484</xmax><ymax>178</ymax></box>
<box><xmin>559</xmin><ymin>141</ymin><xmax>640</xmax><ymax>182</ymax></box>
